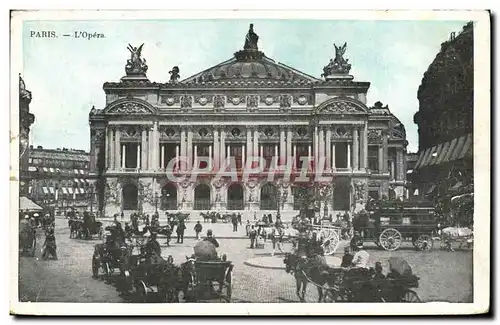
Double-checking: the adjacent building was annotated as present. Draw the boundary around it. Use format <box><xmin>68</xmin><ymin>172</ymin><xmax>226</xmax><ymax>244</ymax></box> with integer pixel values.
<box><xmin>89</xmin><ymin>24</ymin><xmax>408</xmax><ymax>218</ymax></box>
<box><xmin>28</xmin><ymin>146</ymin><xmax>92</xmax><ymax>213</ymax></box>
<box><xmin>413</xmin><ymin>22</ymin><xmax>473</xmax><ymax>203</ymax></box>
<box><xmin>19</xmin><ymin>75</ymin><xmax>35</xmax><ymax>196</ymax></box>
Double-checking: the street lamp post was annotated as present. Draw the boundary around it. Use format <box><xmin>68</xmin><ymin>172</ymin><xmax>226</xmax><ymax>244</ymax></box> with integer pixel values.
<box><xmin>154</xmin><ymin>191</ymin><xmax>159</xmax><ymax>214</ymax></box>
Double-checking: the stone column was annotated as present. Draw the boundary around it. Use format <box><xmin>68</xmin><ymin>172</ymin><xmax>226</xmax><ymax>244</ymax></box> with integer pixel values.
<box><xmin>122</xmin><ymin>144</ymin><xmax>126</xmax><ymax>168</ymax></box>
<box><xmin>378</xmin><ymin>145</ymin><xmax>384</xmax><ymax>173</ymax></box>
<box><xmin>331</xmin><ymin>143</ymin><xmax>336</xmax><ymax>169</ymax></box>
<box><xmin>293</xmin><ymin>144</ymin><xmax>297</xmax><ymax>168</ymax></box>
<box><xmin>115</xmin><ymin>128</ymin><xmax>121</xmax><ymax>170</ymax></box>
<box><xmin>390</xmin><ymin>160</ymin><xmax>395</xmax><ymax>181</ymax></box>
<box><xmin>363</xmin><ymin>122</ymin><xmax>368</xmax><ymax>169</ymax></box>
<box><xmin>187</xmin><ymin>128</ymin><xmax>193</xmax><ymax>170</ymax></box>
<box><xmin>319</xmin><ymin>127</ymin><xmax>325</xmax><ymax>170</ymax></box>
<box><xmin>397</xmin><ymin>150</ymin><xmax>405</xmax><ymax>181</ymax></box>
<box><xmin>147</xmin><ymin>127</ymin><xmax>153</xmax><ymax>171</ymax></box>
<box><xmin>107</xmin><ymin>127</ymin><xmax>113</xmax><ymax>170</ymax></box>
<box><xmin>347</xmin><ymin>143</ymin><xmax>351</xmax><ymax>169</ymax></box>
<box><xmin>141</xmin><ymin>128</ymin><xmax>147</xmax><ymax>170</ymax></box>
<box><xmin>353</xmin><ymin>127</ymin><xmax>359</xmax><ymax>170</ymax></box>
<box><xmin>253</xmin><ymin>128</ymin><xmax>259</xmax><ymax>158</ymax></box>
<box><xmin>241</xmin><ymin>145</ymin><xmax>245</xmax><ymax>168</ymax></box>
<box><xmin>383</xmin><ymin>134</ymin><xmax>389</xmax><ymax>173</ymax></box>
<box><xmin>314</xmin><ymin>126</ymin><xmax>319</xmax><ymax>168</ymax></box>
<box><xmin>213</xmin><ymin>129</ymin><xmax>219</xmax><ymax>170</ymax></box>
<box><xmin>280</xmin><ymin>127</ymin><xmax>286</xmax><ymax>165</ymax></box>
<box><xmin>136</xmin><ymin>144</ymin><xmax>141</xmax><ymax>169</ymax></box>
<box><xmin>359</xmin><ymin>127</ymin><xmax>364</xmax><ymax>169</ymax></box>
<box><xmin>180</xmin><ymin>129</ymin><xmax>186</xmax><ymax>171</ymax></box>
<box><xmin>286</xmin><ymin>128</ymin><xmax>292</xmax><ymax>166</ymax></box>
<box><xmin>326</xmin><ymin>128</ymin><xmax>332</xmax><ymax>171</ymax></box>
<box><xmin>308</xmin><ymin>145</ymin><xmax>312</xmax><ymax>169</ymax></box>
<box><xmin>194</xmin><ymin>145</ymin><xmax>198</xmax><ymax>168</ymax></box>
<box><xmin>246</xmin><ymin>128</ymin><xmax>252</xmax><ymax>165</ymax></box>
<box><xmin>152</xmin><ymin>122</ymin><xmax>159</xmax><ymax>171</ymax></box>
<box><xmin>220</xmin><ymin>129</ymin><xmax>226</xmax><ymax>167</ymax></box>
<box><xmin>175</xmin><ymin>145</ymin><xmax>179</xmax><ymax>170</ymax></box>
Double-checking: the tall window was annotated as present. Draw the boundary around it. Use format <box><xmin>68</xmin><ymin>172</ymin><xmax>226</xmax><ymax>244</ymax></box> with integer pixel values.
<box><xmin>229</xmin><ymin>146</ymin><xmax>243</xmax><ymax>169</ymax></box>
<box><xmin>296</xmin><ymin>144</ymin><xmax>308</xmax><ymax>169</ymax></box>
<box><xmin>368</xmin><ymin>146</ymin><xmax>379</xmax><ymax>172</ymax></box>
<box><xmin>195</xmin><ymin>144</ymin><xmax>210</xmax><ymax>169</ymax></box>
<box><xmin>262</xmin><ymin>144</ymin><xmax>275</xmax><ymax>170</ymax></box>
<box><xmin>335</xmin><ymin>143</ymin><xmax>348</xmax><ymax>168</ymax></box>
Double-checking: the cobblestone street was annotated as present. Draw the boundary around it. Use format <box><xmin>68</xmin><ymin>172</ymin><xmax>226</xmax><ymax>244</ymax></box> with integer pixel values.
<box><xmin>18</xmin><ymin>218</ymin><xmax>473</xmax><ymax>303</ymax></box>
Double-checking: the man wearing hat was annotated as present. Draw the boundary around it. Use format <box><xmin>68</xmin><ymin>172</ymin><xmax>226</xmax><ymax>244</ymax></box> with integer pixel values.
<box><xmin>194</xmin><ymin>229</ymin><xmax>219</xmax><ymax>261</ymax></box>
<box><xmin>351</xmin><ymin>240</ymin><xmax>370</xmax><ymax>269</ymax></box>
<box><xmin>145</xmin><ymin>232</ymin><xmax>162</xmax><ymax>258</ymax></box>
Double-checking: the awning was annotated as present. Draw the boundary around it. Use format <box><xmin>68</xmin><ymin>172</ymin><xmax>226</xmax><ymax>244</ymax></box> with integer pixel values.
<box><xmin>19</xmin><ymin>196</ymin><xmax>43</xmax><ymax>212</ymax></box>
<box><xmin>56</xmin><ymin>168</ymin><xmax>61</xmax><ymax>173</ymax></box>
<box><xmin>74</xmin><ymin>169</ymin><xmax>79</xmax><ymax>174</ymax></box>
<box><xmin>413</xmin><ymin>189</ymin><xmax>419</xmax><ymax>196</ymax></box>
<box><xmin>80</xmin><ymin>179</ymin><xmax>85</xmax><ymax>183</ymax></box>
<box><xmin>62</xmin><ymin>188</ymin><xmax>68</xmax><ymax>195</ymax></box>
<box><xmin>415</xmin><ymin>133</ymin><xmax>472</xmax><ymax>170</ymax></box>
<box><xmin>74</xmin><ymin>178</ymin><xmax>80</xmax><ymax>183</ymax></box>
<box><xmin>80</xmin><ymin>188</ymin><xmax>85</xmax><ymax>194</ymax></box>
<box><xmin>80</xmin><ymin>170</ymin><xmax>85</xmax><ymax>175</ymax></box>
<box><xmin>406</xmin><ymin>169</ymin><xmax>413</xmax><ymax>174</ymax></box>
<box><xmin>68</xmin><ymin>188</ymin><xmax>74</xmax><ymax>194</ymax></box>
<box><xmin>43</xmin><ymin>167</ymin><xmax>48</xmax><ymax>172</ymax></box>
<box><xmin>49</xmin><ymin>168</ymin><xmax>55</xmax><ymax>173</ymax></box>
<box><xmin>28</xmin><ymin>166</ymin><xmax>37</xmax><ymax>172</ymax></box>
<box><xmin>49</xmin><ymin>187</ymin><xmax>55</xmax><ymax>194</ymax></box>
<box><xmin>42</xmin><ymin>187</ymin><xmax>49</xmax><ymax>194</ymax></box>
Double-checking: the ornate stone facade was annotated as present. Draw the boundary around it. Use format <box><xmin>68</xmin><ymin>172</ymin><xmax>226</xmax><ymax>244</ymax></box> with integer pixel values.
<box><xmin>89</xmin><ymin>24</ymin><xmax>408</xmax><ymax>218</ymax></box>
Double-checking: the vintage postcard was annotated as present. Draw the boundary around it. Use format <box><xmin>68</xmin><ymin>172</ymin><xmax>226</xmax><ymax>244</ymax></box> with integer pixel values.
<box><xmin>10</xmin><ymin>10</ymin><xmax>490</xmax><ymax>316</ymax></box>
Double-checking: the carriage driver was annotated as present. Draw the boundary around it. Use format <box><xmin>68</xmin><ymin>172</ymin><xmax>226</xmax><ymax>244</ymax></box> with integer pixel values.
<box><xmin>145</xmin><ymin>232</ymin><xmax>162</xmax><ymax>258</ymax></box>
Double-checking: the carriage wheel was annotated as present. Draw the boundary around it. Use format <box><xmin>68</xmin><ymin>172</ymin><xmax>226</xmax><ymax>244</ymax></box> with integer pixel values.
<box><xmin>401</xmin><ymin>290</ymin><xmax>421</xmax><ymax>302</ymax></box>
<box><xmin>223</xmin><ymin>267</ymin><xmax>233</xmax><ymax>302</ymax></box>
<box><xmin>319</xmin><ymin>229</ymin><xmax>340</xmax><ymax>255</ymax></box>
<box><xmin>379</xmin><ymin>228</ymin><xmax>402</xmax><ymax>251</ymax></box>
<box><xmin>135</xmin><ymin>280</ymin><xmax>148</xmax><ymax>302</ymax></box>
<box><xmin>414</xmin><ymin>235</ymin><xmax>433</xmax><ymax>251</ymax></box>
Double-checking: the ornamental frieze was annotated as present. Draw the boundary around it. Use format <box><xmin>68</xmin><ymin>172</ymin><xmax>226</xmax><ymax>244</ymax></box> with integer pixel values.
<box><xmin>161</xmin><ymin>95</ymin><xmax>180</xmax><ymax>106</ymax></box>
<box><xmin>194</xmin><ymin>95</ymin><xmax>213</xmax><ymax>106</ymax></box>
<box><xmin>260</xmin><ymin>94</ymin><xmax>280</xmax><ymax>106</ymax></box>
<box><xmin>332</xmin><ymin>125</ymin><xmax>351</xmax><ymax>138</ymax></box>
<box><xmin>368</xmin><ymin>129</ymin><xmax>383</xmax><ymax>143</ymax></box>
<box><xmin>180</xmin><ymin>95</ymin><xmax>193</xmax><ymax>109</ymax></box>
<box><xmin>92</xmin><ymin>129</ymin><xmax>105</xmax><ymax>143</ymax></box>
<box><xmin>293</xmin><ymin>94</ymin><xmax>312</xmax><ymax>106</ymax></box>
<box><xmin>260</xmin><ymin>126</ymin><xmax>279</xmax><ymax>140</ymax></box>
<box><xmin>294</xmin><ymin>126</ymin><xmax>310</xmax><ymax>139</ymax></box>
<box><xmin>247</xmin><ymin>95</ymin><xmax>259</xmax><ymax>111</ymax></box>
<box><xmin>120</xmin><ymin>126</ymin><xmax>142</xmax><ymax>139</ymax></box>
<box><xmin>194</xmin><ymin>127</ymin><xmax>213</xmax><ymax>139</ymax></box>
<box><xmin>159</xmin><ymin>127</ymin><xmax>179</xmax><ymax>139</ymax></box>
<box><xmin>368</xmin><ymin>180</ymin><xmax>381</xmax><ymax>188</ymax></box>
<box><xmin>280</xmin><ymin>95</ymin><xmax>291</xmax><ymax>110</ymax></box>
<box><xmin>320</xmin><ymin>101</ymin><xmax>360</xmax><ymax>114</ymax></box>
<box><xmin>352</xmin><ymin>179</ymin><xmax>367</xmax><ymax>202</ymax></box>
<box><xmin>213</xmin><ymin>95</ymin><xmax>225</xmax><ymax>112</ymax></box>
<box><xmin>226</xmin><ymin>94</ymin><xmax>246</xmax><ymax>106</ymax></box>
<box><xmin>107</xmin><ymin>102</ymin><xmax>152</xmax><ymax>115</ymax></box>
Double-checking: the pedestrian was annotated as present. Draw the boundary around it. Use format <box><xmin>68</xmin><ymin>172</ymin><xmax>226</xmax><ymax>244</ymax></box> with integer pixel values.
<box><xmin>177</xmin><ymin>221</ymin><xmax>186</xmax><ymax>243</ymax></box>
<box><xmin>268</xmin><ymin>213</ymin><xmax>273</xmax><ymax>224</ymax></box>
<box><xmin>249</xmin><ymin>225</ymin><xmax>257</xmax><ymax>249</ymax></box>
<box><xmin>245</xmin><ymin>220</ymin><xmax>251</xmax><ymax>236</ymax></box>
<box><xmin>232</xmin><ymin>214</ymin><xmax>238</xmax><ymax>232</ymax></box>
<box><xmin>120</xmin><ymin>210</ymin><xmax>124</xmax><ymax>221</ymax></box>
<box><xmin>42</xmin><ymin>227</ymin><xmax>57</xmax><ymax>260</ymax></box>
<box><xmin>237</xmin><ymin>213</ymin><xmax>242</xmax><ymax>225</ymax></box>
<box><xmin>194</xmin><ymin>221</ymin><xmax>203</xmax><ymax>239</ymax></box>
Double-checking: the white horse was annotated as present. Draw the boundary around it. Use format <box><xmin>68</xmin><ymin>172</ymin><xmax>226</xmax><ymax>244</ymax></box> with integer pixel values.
<box><xmin>440</xmin><ymin>227</ymin><xmax>473</xmax><ymax>251</ymax></box>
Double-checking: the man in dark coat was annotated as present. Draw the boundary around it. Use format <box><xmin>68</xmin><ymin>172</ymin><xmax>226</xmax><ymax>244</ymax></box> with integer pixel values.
<box><xmin>194</xmin><ymin>221</ymin><xmax>203</xmax><ymax>239</ymax></box>
<box><xmin>249</xmin><ymin>226</ymin><xmax>257</xmax><ymax>249</ymax></box>
<box><xmin>176</xmin><ymin>221</ymin><xmax>186</xmax><ymax>243</ymax></box>
<box><xmin>232</xmin><ymin>214</ymin><xmax>238</xmax><ymax>232</ymax></box>
<box><xmin>42</xmin><ymin>227</ymin><xmax>57</xmax><ymax>260</ymax></box>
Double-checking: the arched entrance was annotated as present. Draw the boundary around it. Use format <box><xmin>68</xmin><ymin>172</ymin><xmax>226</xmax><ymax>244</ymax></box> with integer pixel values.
<box><xmin>227</xmin><ymin>183</ymin><xmax>244</xmax><ymax>210</ymax></box>
<box><xmin>122</xmin><ymin>183</ymin><xmax>138</xmax><ymax>210</ymax></box>
<box><xmin>260</xmin><ymin>183</ymin><xmax>277</xmax><ymax>210</ymax></box>
<box><xmin>293</xmin><ymin>186</ymin><xmax>313</xmax><ymax>211</ymax></box>
<box><xmin>194</xmin><ymin>184</ymin><xmax>211</xmax><ymax>210</ymax></box>
<box><xmin>161</xmin><ymin>183</ymin><xmax>177</xmax><ymax>210</ymax></box>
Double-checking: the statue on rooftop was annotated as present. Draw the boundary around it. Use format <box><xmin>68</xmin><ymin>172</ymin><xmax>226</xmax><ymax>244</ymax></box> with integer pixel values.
<box><xmin>125</xmin><ymin>43</ymin><xmax>148</xmax><ymax>75</ymax></box>
<box><xmin>322</xmin><ymin>42</ymin><xmax>352</xmax><ymax>78</ymax></box>
<box><xmin>244</xmin><ymin>24</ymin><xmax>259</xmax><ymax>51</ymax></box>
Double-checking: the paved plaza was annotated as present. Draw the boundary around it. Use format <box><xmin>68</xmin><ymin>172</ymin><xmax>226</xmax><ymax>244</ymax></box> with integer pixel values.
<box><xmin>18</xmin><ymin>218</ymin><xmax>473</xmax><ymax>303</ymax></box>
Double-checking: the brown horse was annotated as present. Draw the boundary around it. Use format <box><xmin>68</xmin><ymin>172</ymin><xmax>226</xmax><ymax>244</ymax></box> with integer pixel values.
<box><xmin>284</xmin><ymin>253</ymin><xmax>329</xmax><ymax>302</ymax></box>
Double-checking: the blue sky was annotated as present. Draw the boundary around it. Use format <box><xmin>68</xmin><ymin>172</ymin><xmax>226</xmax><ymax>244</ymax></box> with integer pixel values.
<box><xmin>22</xmin><ymin>19</ymin><xmax>468</xmax><ymax>153</ymax></box>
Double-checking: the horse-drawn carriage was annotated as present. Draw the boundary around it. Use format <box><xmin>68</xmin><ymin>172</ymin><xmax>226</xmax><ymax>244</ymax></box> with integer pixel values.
<box><xmin>91</xmin><ymin>238</ymin><xmax>133</xmax><ymax>278</ymax></box>
<box><xmin>69</xmin><ymin>215</ymin><xmax>103</xmax><ymax>239</ymax></box>
<box><xmin>182</xmin><ymin>257</ymin><xmax>234</xmax><ymax>302</ymax></box>
<box><xmin>284</xmin><ymin>253</ymin><xmax>421</xmax><ymax>303</ymax></box>
<box><xmin>355</xmin><ymin>200</ymin><xmax>437</xmax><ymax>251</ymax></box>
